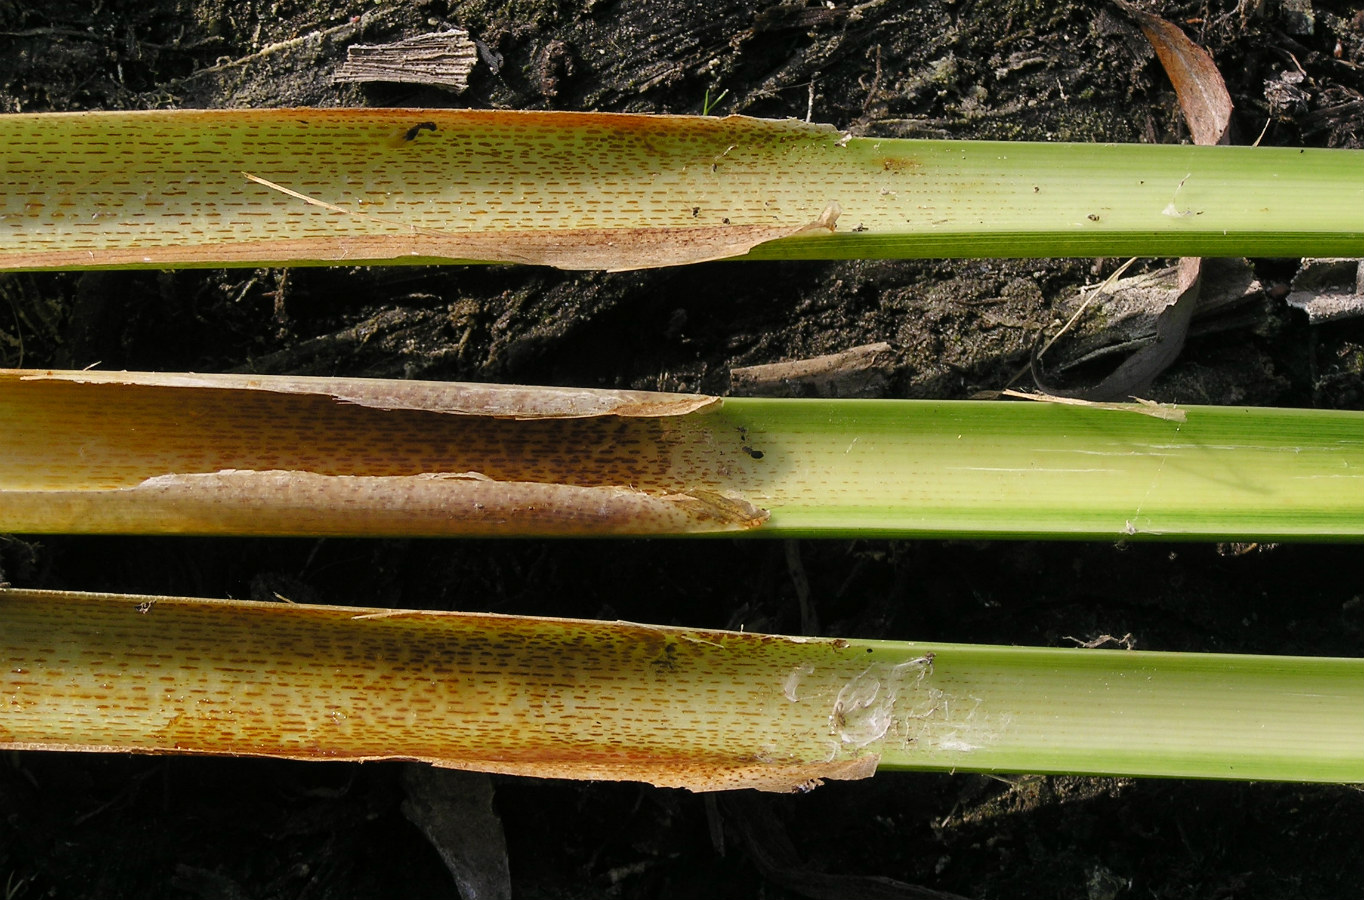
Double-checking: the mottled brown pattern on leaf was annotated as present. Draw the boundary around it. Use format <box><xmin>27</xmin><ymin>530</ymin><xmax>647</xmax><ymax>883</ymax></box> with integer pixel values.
<box><xmin>0</xmin><ymin>589</ymin><xmax>882</xmax><ymax>792</ymax></box>
<box><xmin>0</xmin><ymin>108</ymin><xmax>842</xmax><ymax>271</ymax></box>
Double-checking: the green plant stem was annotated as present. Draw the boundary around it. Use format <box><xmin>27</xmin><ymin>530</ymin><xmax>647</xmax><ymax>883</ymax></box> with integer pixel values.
<box><xmin>1</xmin><ymin>109</ymin><xmax>1360</xmax><ymax>271</ymax></box>
<box><xmin>2</xmin><ymin>371</ymin><xmax>1362</xmax><ymax>540</ymax></box>
<box><xmin>717</xmin><ymin>398</ymin><xmax>1364</xmax><ymax>540</ymax></box>
<box><xmin>869</xmin><ymin>641</ymin><xmax>1364</xmax><ymax>781</ymax></box>
<box><xmin>2</xmin><ymin>588</ymin><xmax>1360</xmax><ymax>789</ymax></box>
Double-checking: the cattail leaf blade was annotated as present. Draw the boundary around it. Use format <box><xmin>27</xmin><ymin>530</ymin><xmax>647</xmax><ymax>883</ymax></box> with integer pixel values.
<box><xmin>3</xmin><ymin>588</ymin><xmax>1362</xmax><ymax>788</ymax></box>
<box><xmin>2</xmin><ymin>109</ymin><xmax>1360</xmax><ymax>271</ymax></box>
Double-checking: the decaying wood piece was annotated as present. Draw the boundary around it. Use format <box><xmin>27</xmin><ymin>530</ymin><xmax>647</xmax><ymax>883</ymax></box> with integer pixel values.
<box><xmin>333</xmin><ymin>30</ymin><xmax>478</xmax><ymax>92</ymax></box>
<box><xmin>1286</xmin><ymin>258</ymin><xmax>1364</xmax><ymax>324</ymax></box>
<box><xmin>729</xmin><ymin>342</ymin><xmax>894</xmax><ymax>398</ymax></box>
<box><xmin>0</xmin><ymin>588</ymin><xmax>895</xmax><ymax>792</ymax></box>
<box><xmin>0</xmin><ymin>369</ymin><xmax>765</xmax><ymax>536</ymax></box>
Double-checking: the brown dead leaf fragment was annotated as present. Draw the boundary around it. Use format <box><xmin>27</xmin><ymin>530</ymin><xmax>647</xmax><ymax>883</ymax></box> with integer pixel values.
<box><xmin>1044</xmin><ymin>259</ymin><xmax>1260</xmax><ymax>373</ymax></box>
<box><xmin>1046</xmin><ymin>6</ymin><xmax>1234</xmax><ymax>400</ymax></box>
<box><xmin>1115</xmin><ymin>1</ymin><xmax>1234</xmax><ymax>145</ymax></box>
<box><xmin>1034</xmin><ymin>256</ymin><xmax>1202</xmax><ymax>401</ymax></box>
<box><xmin>1121</xmin><ymin>3</ymin><xmax>1232</xmax><ymax>393</ymax></box>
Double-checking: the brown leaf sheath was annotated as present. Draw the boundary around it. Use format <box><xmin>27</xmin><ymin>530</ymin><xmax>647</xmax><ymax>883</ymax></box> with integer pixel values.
<box><xmin>0</xmin><ymin>588</ymin><xmax>880</xmax><ymax>792</ymax></box>
<box><xmin>15</xmin><ymin>369</ymin><xmax>720</xmax><ymax>418</ymax></box>
<box><xmin>0</xmin><ymin>109</ymin><xmax>842</xmax><ymax>271</ymax></box>
<box><xmin>0</xmin><ymin>370</ymin><xmax>766</xmax><ymax>535</ymax></box>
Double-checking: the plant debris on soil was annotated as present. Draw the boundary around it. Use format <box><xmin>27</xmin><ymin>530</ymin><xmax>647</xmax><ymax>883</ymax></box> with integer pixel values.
<box><xmin>2</xmin><ymin>1</ymin><xmax>1364</xmax><ymax>898</ymax></box>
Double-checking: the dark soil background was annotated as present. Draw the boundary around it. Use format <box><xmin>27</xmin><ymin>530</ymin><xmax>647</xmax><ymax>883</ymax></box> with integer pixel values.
<box><xmin>2</xmin><ymin>0</ymin><xmax>1364</xmax><ymax>897</ymax></box>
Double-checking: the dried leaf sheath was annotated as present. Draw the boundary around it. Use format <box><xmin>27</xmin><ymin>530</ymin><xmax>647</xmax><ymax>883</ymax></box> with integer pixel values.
<box><xmin>0</xmin><ymin>370</ymin><xmax>765</xmax><ymax>536</ymax></box>
<box><xmin>5</xmin><ymin>589</ymin><xmax>1364</xmax><ymax>788</ymax></box>
<box><xmin>0</xmin><ymin>589</ymin><xmax>880</xmax><ymax>792</ymax></box>
<box><xmin>0</xmin><ymin>109</ymin><xmax>841</xmax><ymax>270</ymax></box>
<box><xmin>5</xmin><ymin>369</ymin><xmax>1364</xmax><ymax>540</ymax></box>
<box><xmin>25</xmin><ymin>370</ymin><xmax>720</xmax><ymax>418</ymax></box>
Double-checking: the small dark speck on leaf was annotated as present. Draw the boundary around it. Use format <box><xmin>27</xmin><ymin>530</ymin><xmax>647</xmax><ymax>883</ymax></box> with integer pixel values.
<box><xmin>404</xmin><ymin>121</ymin><xmax>438</xmax><ymax>142</ymax></box>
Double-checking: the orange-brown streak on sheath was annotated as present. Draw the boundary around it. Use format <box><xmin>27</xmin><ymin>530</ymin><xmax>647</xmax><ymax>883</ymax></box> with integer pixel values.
<box><xmin>0</xmin><ymin>222</ymin><xmax>840</xmax><ymax>272</ymax></box>
<box><xmin>0</xmin><ymin>375</ymin><xmax>765</xmax><ymax>535</ymax></box>
<box><xmin>0</xmin><ymin>108</ymin><xmax>843</xmax><ymax>271</ymax></box>
<box><xmin>0</xmin><ymin>589</ymin><xmax>878</xmax><ymax>792</ymax></box>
